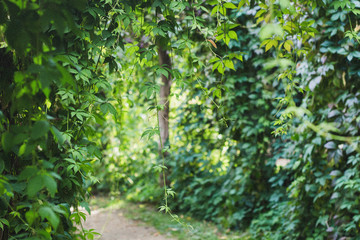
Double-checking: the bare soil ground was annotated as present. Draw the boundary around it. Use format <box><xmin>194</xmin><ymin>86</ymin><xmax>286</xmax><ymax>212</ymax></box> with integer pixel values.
<box><xmin>83</xmin><ymin>207</ymin><xmax>175</xmax><ymax>240</ymax></box>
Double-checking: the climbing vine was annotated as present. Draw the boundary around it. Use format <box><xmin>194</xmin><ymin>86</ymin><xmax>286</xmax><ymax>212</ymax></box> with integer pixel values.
<box><xmin>1</xmin><ymin>0</ymin><xmax>360</xmax><ymax>239</ymax></box>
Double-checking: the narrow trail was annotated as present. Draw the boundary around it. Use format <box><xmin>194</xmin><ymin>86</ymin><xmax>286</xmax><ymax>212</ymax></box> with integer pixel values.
<box><xmin>83</xmin><ymin>207</ymin><xmax>175</xmax><ymax>240</ymax></box>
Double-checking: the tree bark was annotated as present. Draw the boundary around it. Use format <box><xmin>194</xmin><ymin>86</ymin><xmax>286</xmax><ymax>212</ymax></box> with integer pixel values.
<box><xmin>157</xmin><ymin>46</ymin><xmax>171</xmax><ymax>152</ymax></box>
<box><xmin>157</xmin><ymin>45</ymin><xmax>171</xmax><ymax>187</ymax></box>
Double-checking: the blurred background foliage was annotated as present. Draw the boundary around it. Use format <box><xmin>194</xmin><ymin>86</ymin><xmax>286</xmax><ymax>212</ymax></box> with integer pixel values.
<box><xmin>1</xmin><ymin>0</ymin><xmax>360</xmax><ymax>239</ymax></box>
<box><xmin>93</xmin><ymin>1</ymin><xmax>360</xmax><ymax>239</ymax></box>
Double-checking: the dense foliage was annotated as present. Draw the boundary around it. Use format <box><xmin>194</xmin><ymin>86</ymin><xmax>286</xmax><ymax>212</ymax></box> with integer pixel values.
<box><xmin>0</xmin><ymin>0</ymin><xmax>121</xmax><ymax>239</ymax></box>
<box><xmin>1</xmin><ymin>0</ymin><xmax>360</xmax><ymax>239</ymax></box>
<box><xmin>100</xmin><ymin>0</ymin><xmax>360</xmax><ymax>239</ymax></box>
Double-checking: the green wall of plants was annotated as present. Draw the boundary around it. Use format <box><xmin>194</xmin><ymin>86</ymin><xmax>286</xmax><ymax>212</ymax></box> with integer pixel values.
<box><xmin>1</xmin><ymin>0</ymin><xmax>360</xmax><ymax>239</ymax></box>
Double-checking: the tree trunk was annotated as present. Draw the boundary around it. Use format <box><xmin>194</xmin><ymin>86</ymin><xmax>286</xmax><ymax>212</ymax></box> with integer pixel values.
<box><xmin>157</xmin><ymin>46</ymin><xmax>171</xmax><ymax>187</ymax></box>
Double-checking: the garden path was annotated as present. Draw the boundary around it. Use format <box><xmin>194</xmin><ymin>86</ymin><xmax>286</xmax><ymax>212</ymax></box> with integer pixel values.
<box><xmin>84</xmin><ymin>207</ymin><xmax>175</xmax><ymax>240</ymax></box>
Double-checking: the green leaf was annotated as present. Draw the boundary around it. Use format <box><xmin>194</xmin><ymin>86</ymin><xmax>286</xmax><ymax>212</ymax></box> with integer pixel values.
<box><xmin>153</xmin><ymin>165</ymin><xmax>167</xmax><ymax>173</ymax></box>
<box><xmin>141</xmin><ymin>127</ymin><xmax>160</xmax><ymax>140</ymax></box>
<box><xmin>107</xmin><ymin>103</ymin><xmax>118</xmax><ymax>118</ymax></box>
<box><xmin>5</xmin><ymin>19</ymin><xmax>30</xmax><ymax>55</ymax></box>
<box><xmin>100</xmin><ymin>103</ymin><xmax>117</xmax><ymax>118</ymax></box>
<box><xmin>0</xmin><ymin>218</ymin><xmax>9</xmax><ymax>228</ymax></box>
<box><xmin>18</xmin><ymin>143</ymin><xmax>27</xmax><ymax>156</ymax></box>
<box><xmin>31</xmin><ymin>121</ymin><xmax>50</xmax><ymax>140</ymax></box>
<box><xmin>217</xmin><ymin>64</ymin><xmax>225</xmax><ymax>74</ymax></box>
<box><xmin>238</xmin><ymin>0</ymin><xmax>248</xmax><ymax>9</ymax></box>
<box><xmin>218</xmin><ymin>5</ymin><xmax>226</xmax><ymax>15</ymax></box>
<box><xmin>1</xmin><ymin>131</ymin><xmax>14</xmax><ymax>153</ymax></box>
<box><xmin>324</xmin><ymin>141</ymin><xmax>336</xmax><ymax>149</ymax></box>
<box><xmin>223</xmin><ymin>2</ymin><xmax>237</xmax><ymax>9</ymax></box>
<box><xmin>209</xmin><ymin>57</ymin><xmax>220</xmax><ymax>63</ymax></box>
<box><xmin>213</xmin><ymin>88</ymin><xmax>221</xmax><ymax>99</ymax></box>
<box><xmin>43</xmin><ymin>175</ymin><xmax>57</xmax><ymax>197</ymax></box>
<box><xmin>265</xmin><ymin>42</ymin><xmax>273</xmax><ymax>52</ymax></box>
<box><xmin>51</xmin><ymin>126</ymin><xmax>65</xmax><ymax>146</ymax></box>
<box><xmin>80</xmin><ymin>201</ymin><xmax>91</xmax><ymax>214</ymax></box>
<box><xmin>211</xmin><ymin>5</ymin><xmax>218</xmax><ymax>16</ymax></box>
<box><xmin>156</xmin><ymin>68</ymin><xmax>169</xmax><ymax>78</ymax></box>
<box><xmin>224</xmin><ymin>60</ymin><xmax>235</xmax><ymax>70</ymax></box>
<box><xmin>39</xmin><ymin>206</ymin><xmax>60</xmax><ymax>230</ymax></box>
<box><xmin>153</xmin><ymin>27</ymin><xmax>166</xmax><ymax>37</ymax></box>
<box><xmin>223</xmin><ymin>34</ymin><xmax>230</xmax><ymax>45</ymax></box>
<box><xmin>212</xmin><ymin>61</ymin><xmax>220</xmax><ymax>72</ymax></box>
<box><xmin>352</xmin><ymin>9</ymin><xmax>360</xmax><ymax>15</ymax></box>
<box><xmin>19</xmin><ymin>167</ymin><xmax>38</xmax><ymax>181</ymax></box>
<box><xmin>83</xmin><ymin>69</ymin><xmax>92</xmax><ymax>79</ymax></box>
<box><xmin>102</xmin><ymin>30</ymin><xmax>112</xmax><ymax>39</ymax></box>
<box><xmin>27</xmin><ymin>175</ymin><xmax>44</xmax><ymax>197</ymax></box>
<box><xmin>25</xmin><ymin>210</ymin><xmax>38</xmax><ymax>226</ymax></box>
<box><xmin>228</xmin><ymin>31</ymin><xmax>238</xmax><ymax>40</ymax></box>
<box><xmin>284</xmin><ymin>40</ymin><xmax>293</xmax><ymax>52</ymax></box>
<box><xmin>146</xmin><ymin>88</ymin><xmax>154</xmax><ymax>99</ymax></box>
<box><xmin>265</xmin><ymin>39</ymin><xmax>278</xmax><ymax>52</ymax></box>
<box><xmin>56</xmin><ymin>64</ymin><xmax>77</xmax><ymax>89</ymax></box>
<box><xmin>236</xmin><ymin>55</ymin><xmax>243</xmax><ymax>61</ymax></box>
<box><xmin>166</xmin><ymin>188</ymin><xmax>176</xmax><ymax>197</ymax></box>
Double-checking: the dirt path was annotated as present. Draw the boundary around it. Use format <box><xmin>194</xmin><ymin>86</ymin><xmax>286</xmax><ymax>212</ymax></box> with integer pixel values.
<box><xmin>83</xmin><ymin>207</ymin><xmax>175</xmax><ymax>240</ymax></box>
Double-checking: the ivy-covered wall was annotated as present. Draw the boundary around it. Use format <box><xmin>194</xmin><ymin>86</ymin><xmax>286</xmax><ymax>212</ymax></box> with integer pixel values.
<box><xmin>167</xmin><ymin>1</ymin><xmax>360</xmax><ymax>239</ymax></box>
